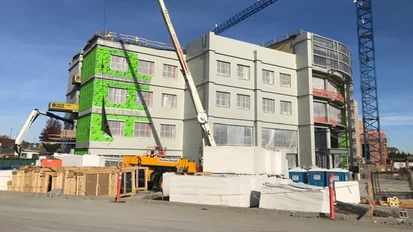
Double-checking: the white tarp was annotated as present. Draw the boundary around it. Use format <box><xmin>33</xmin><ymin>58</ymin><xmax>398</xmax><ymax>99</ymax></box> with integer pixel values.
<box><xmin>203</xmin><ymin>146</ymin><xmax>288</xmax><ymax>176</ymax></box>
<box><xmin>62</xmin><ymin>155</ymin><xmax>105</xmax><ymax>167</ymax></box>
<box><xmin>0</xmin><ymin>170</ymin><xmax>14</xmax><ymax>191</ymax></box>
<box><xmin>259</xmin><ymin>182</ymin><xmax>330</xmax><ymax>213</ymax></box>
<box><xmin>164</xmin><ymin>174</ymin><xmax>291</xmax><ymax>207</ymax></box>
<box><xmin>334</xmin><ymin>181</ymin><xmax>360</xmax><ymax>204</ymax></box>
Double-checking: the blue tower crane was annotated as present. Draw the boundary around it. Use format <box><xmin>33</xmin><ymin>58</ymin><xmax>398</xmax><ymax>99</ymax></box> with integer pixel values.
<box><xmin>356</xmin><ymin>0</ymin><xmax>383</xmax><ymax>164</ymax></box>
<box><xmin>212</xmin><ymin>0</ymin><xmax>279</xmax><ymax>35</ymax></box>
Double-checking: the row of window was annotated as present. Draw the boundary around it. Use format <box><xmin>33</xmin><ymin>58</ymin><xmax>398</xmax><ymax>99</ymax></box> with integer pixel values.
<box><xmin>108</xmin><ymin>87</ymin><xmax>177</xmax><ymax>108</ymax></box>
<box><xmin>110</xmin><ymin>55</ymin><xmax>178</xmax><ymax>79</ymax></box>
<box><xmin>106</xmin><ymin>121</ymin><xmax>298</xmax><ymax>149</ymax></box>
<box><xmin>214</xmin><ymin>124</ymin><xmax>298</xmax><ymax>148</ymax></box>
<box><xmin>107</xmin><ymin>121</ymin><xmax>176</xmax><ymax>139</ymax></box>
<box><xmin>216</xmin><ymin>91</ymin><xmax>293</xmax><ymax>115</ymax></box>
<box><xmin>217</xmin><ymin>60</ymin><xmax>292</xmax><ymax>87</ymax></box>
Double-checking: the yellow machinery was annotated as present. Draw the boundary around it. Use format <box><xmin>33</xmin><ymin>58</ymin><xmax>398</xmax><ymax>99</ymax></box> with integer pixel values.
<box><xmin>123</xmin><ymin>146</ymin><xmax>199</xmax><ymax>190</ymax></box>
<box><xmin>48</xmin><ymin>102</ymin><xmax>79</xmax><ymax>113</ymax></box>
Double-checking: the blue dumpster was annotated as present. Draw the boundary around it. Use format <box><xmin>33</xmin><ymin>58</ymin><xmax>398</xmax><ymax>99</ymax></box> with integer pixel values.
<box><xmin>288</xmin><ymin>167</ymin><xmax>308</xmax><ymax>183</ymax></box>
<box><xmin>326</xmin><ymin>168</ymin><xmax>350</xmax><ymax>183</ymax></box>
<box><xmin>307</xmin><ymin>168</ymin><xmax>328</xmax><ymax>187</ymax></box>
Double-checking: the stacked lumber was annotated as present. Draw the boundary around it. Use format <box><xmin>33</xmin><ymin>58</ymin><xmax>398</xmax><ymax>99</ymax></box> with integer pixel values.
<box><xmin>7</xmin><ymin>166</ymin><xmax>147</xmax><ymax>197</ymax></box>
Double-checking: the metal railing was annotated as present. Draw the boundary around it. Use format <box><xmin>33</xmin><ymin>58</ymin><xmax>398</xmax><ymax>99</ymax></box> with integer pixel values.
<box><xmin>96</xmin><ymin>30</ymin><xmax>177</xmax><ymax>51</ymax></box>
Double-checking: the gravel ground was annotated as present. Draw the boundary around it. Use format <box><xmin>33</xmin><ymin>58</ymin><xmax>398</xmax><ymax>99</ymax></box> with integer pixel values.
<box><xmin>0</xmin><ymin>191</ymin><xmax>412</xmax><ymax>232</ymax></box>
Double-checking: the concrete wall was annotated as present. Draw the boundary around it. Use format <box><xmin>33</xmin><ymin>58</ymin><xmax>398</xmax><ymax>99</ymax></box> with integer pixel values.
<box><xmin>184</xmin><ymin>32</ymin><xmax>298</xmax><ymax>162</ymax></box>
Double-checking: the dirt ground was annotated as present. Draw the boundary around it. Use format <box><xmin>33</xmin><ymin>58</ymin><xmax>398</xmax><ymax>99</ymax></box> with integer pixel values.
<box><xmin>0</xmin><ymin>191</ymin><xmax>412</xmax><ymax>232</ymax></box>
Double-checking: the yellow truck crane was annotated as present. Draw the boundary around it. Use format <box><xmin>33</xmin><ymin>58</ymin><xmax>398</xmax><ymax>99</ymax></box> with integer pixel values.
<box><xmin>123</xmin><ymin>0</ymin><xmax>214</xmax><ymax>190</ymax></box>
<box><xmin>122</xmin><ymin>146</ymin><xmax>200</xmax><ymax>189</ymax></box>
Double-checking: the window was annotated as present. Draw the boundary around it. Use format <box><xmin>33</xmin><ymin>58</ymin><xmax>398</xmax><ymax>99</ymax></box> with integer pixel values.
<box><xmin>313</xmin><ymin>77</ymin><xmax>325</xmax><ymax>89</ymax></box>
<box><xmin>136</xmin><ymin>91</ymin><xmax>153</xmax><ymax>107</ymax></box>
<box><xmin>163</xmin><ymin>64</ymin><xmax>178</xmax><ymax>79</ymax></box>
<box><xmin>134</xmin><ymin>122</ymin><xmax>151</xmax><ymax>137</ymax></box>
<box><xmin>280</xmin><ymin>73</ymin><xmax>291</xmax><ymax>87</ymax></box>
<box><xmin>262</xmin><ymin>128</ymin><xmax>297</xmax><ymax>148</ymax></box>
<box><xmin>326</xmin><ymin>81</ymin><xmax>338</xmax><ymax>93</ymax></box>
<box><xmin>161</xmin><ymin>93</ymin><xmax>177</xmax><ymax>108</ymax></box>
<box><xmin>108</xmin><ymin>87</ymin><xmax>127</xmax><ymax>104</ymax></box>
<box><xmin>217</xmin><ymin>60</ymin><xmax>230</xmax><ymax>77</ymax></box>
<box><xmin>280</xmin><ymin>101</ymin><xmax>292</xmax><ymax>115</ymax></box>
<box><xmin>237</xmin><ymin>64</ymin><xmax>250</xmax><ymax>80</ymax></box>
<box><xmin>237</xmin><ymin>94</ymin><xmax>250</xmax><ymax>110</ymax></box>
<box><xmin>262</xmin><ymin>69</ymin><xmax>274</xmax><ymax>84</ymax></box>
<box><xmin>138</xmin><ymin>60</ymin><xmax>154</xmax><ymax>76</ymax></box>
<box><xmin>262</xmin><ymin>98</ymin><xmax>275</xmax><ymax>113</ymax></box>
<box><xmin>329</xmin><ymin>106</ymin><xmax>342</xmax><ymax>122</ymax></box>
<box><xmin>160</xmin><ymin>124</ymin><xmax>176</xmax><ymax>138</ymax></box>
<box><xmin>216</xmin><ymin>91</ymin><xmax>230</xmax><ymax>108</ymax></box>
<box><xmin>314</xmin><ymin>102</ymin><xmax>327</xmax><ymax>118</ymax></box>
<box><xmin>110</xmin><ymin>55</ymin><xmax>128</xmax><ymax>72</ymax></box>
<box><xmin>213</xmin><ymin>124</ymin><xmax>253</xmax><ymax>146</ymax></box>
<box><xmin>107</xmin><ymin>120</ymin><xmax>124</xmax><ymax>136</ymax></box>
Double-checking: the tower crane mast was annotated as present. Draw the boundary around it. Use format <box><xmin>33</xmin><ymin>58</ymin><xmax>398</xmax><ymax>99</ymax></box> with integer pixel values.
<box><xmin>355</xmin><ymin>0</ymin><xmax>383</xmax><ymax>164</ymax></box>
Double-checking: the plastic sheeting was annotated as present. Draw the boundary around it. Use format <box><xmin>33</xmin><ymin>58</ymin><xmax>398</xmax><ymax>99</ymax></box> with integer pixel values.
<box><xmin>328</xmin><ymin>106</ymin><xmax>341</xmax><ymax>122</ymax></box>
<box><xmin>259</xmin><ymin>182</ymin><xmax>330</xmax><ymax>213</ymax></box>
<box><xmin>313</xmin><ymin>102</ymin><xmax>326</xmax><ymax>117</ymax></box>
<box><xmin>261</xmin><ymin>128</ymin><xmax>297</xmax><ymax>148</ymax></box>
<box><xmin>203</xmin><ymin>146</ymin><xmax>289</xmax><ymax>175</ymax></box>
<box><xmin>312</xmin><ymin>77</ymin><xmax>325</xmax><ymax>89</ymax></box>
<box><xmin>326</xmin><ymin>81</ymin><xmax>338</xmax><ymax>93</ymax></box>
<box><xmin>213</xmin><ymin>124</ymin><xmax>252</xmax><ymax>146</ymax></box>
<box><xmin>164</xmin><ymin>174</ymin><xmax>292</xmax><ymax>207</ymax></box>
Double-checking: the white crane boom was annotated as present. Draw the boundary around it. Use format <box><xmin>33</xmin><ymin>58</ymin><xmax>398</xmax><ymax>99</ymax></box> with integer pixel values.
<box><xmin>14</xmin><ymin>109</ymin><xmax>74</xmax><ymax>156</ymax></box>
<box><xmin>157</xmin><ymin>0</ymin><xmax>216</xmax><ymax>146</ymax></box>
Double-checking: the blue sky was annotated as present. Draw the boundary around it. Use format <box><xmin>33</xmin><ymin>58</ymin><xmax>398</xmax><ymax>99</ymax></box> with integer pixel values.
<box><xmin>0</xmin><ymin>0</ymin><xmax>412</xmax><ymax>152</ymax></box>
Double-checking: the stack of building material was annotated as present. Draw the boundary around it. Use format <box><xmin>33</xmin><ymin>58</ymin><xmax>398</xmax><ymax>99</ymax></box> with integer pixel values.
<box><xmin>259</xmin><ymin>182</ymin><xmax>329</xmax><ymax>213</ymax></box>
<box><xmin>203</xmin><ymin>146</ymin><xmax>288</xmax><ymax>176</ymax></box>
<box><xmin>164</xmin><ymin>173</ymin><xmax>291</xmax><ymax>207</ymax></box>
<box><xmin>7</xmin><ymin>166</ymin><xmax>146</xmax><ymax>196</ymax></box>
<box><xmin>62</xmin><ymin>155</ymin><xmax>105</xmax><ymax>167</ymax></box>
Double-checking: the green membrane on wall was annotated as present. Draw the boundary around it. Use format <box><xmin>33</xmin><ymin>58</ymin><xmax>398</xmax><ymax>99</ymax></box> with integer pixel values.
<box><xmin>81</xmin><ymin>48</ymin><xmax>97</xmax><ymax>82</ymax></box>
<box><xmin>74</xmin><ymin>148</ymin><xmax>89</xmax><ymax>155</ymax></box>
<box><xmin>76</xmin><ymin>115</ymin><xmax>92</xmax><ymax>143</ymax></box>
<box><xmin>90</xmin><ymin>113</ymin><xmax>149</xmax><ymax>142</ymax></box>
<box><xmin>95</xmin><ymin>47</ymin><xmax>151</xmax><ymax>82</ymax></box>
<box><xmin>92</xmin><ymin>80</ymin><xmax>150</xmax><ymax>110</ymax></box>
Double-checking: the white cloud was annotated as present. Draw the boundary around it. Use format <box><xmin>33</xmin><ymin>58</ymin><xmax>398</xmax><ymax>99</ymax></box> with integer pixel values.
<box><xmin>381</xmin><ymin>113</ymin><xmax>413</xmax><ymax>126</ymax></box>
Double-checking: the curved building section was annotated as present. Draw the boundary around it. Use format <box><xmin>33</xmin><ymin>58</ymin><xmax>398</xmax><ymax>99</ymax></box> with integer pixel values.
<box><xmin>264</xmin><ymin>30</ymin><xmax>355</xmax><ymax>169</ymax></box>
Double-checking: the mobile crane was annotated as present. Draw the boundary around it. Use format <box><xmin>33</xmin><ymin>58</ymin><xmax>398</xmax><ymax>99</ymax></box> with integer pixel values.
<box><xmin>122</xmin><ymin>0</ymin><xmax>215</xmax><ymax>190</ymax></box>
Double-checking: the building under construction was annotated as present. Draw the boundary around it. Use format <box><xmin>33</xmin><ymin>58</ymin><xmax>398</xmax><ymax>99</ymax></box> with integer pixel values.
<box><xmin>66</xmin><ymin>30</ymin><xmax>357</xmax><ymax>169</ymax></box>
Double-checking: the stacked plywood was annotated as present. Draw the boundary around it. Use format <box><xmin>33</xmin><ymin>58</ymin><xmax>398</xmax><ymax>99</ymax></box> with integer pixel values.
<box><xmin>0</xmin><ymin>170</ymin><xmax>14</xmax><ymax>191</ymax></box>
<box><xmin>7</xmin><ymin>166</ymin><xmax>147</xmax><ymax>197</ymax></box>
<box><xmin>203</xmin><ymin>146</ymin><xmax>288</xmax><ymax>176</ymax></box>
<box><xmin>259</xmin><ymin>182</ymin><xmax>330</xmax><ymax>213</ymax></box>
